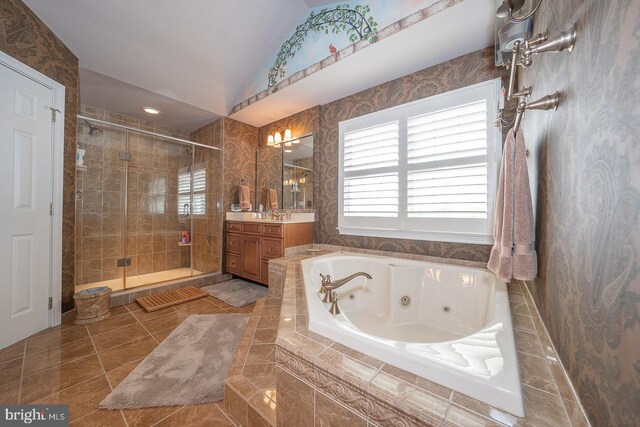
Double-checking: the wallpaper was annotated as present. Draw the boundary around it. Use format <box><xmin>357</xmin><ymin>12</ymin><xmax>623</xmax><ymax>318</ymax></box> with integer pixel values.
<box><xmin>221</xmin><ymin>117</ymin><xmax>259</xmax><ymax>211</ymax></box>
<box><xmin>256</xmin><ymin>146</ymin><xmax>283</xmax><ymax>209</ymax></box>
<box><xmin>0</xmin><ymin>0</ymin><xmax>79</xmax><ymax>311</ymax></box>
<box><xmin>519</xmin><ymin>1</ymin><xmax>640</xmax><ymax>425</ymax></box>
<box><xmin>316</xmin><ymin>47</ymin><xmax>505</xmax><ymax>262</ymax></box>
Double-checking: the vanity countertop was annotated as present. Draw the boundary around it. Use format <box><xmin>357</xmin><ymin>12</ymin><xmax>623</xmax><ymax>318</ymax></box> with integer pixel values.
<box><xmin>225</xmin><ymin>212</ymin><xmax>314</xmax><ymax>224</ymax></box>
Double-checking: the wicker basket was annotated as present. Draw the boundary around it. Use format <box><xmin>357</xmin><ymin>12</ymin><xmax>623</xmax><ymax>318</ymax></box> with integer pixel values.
<box><xmin>73</xmin><ymin>286</ymin><xmax>112</xmax><ymax>325</ymax></box>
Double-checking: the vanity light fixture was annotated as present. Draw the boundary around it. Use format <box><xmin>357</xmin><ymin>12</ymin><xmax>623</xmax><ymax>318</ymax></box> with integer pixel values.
<box><xmin>284</xmin><ymin>129</ymin><xmax>293</xmax><ymax>146</ymax></box>
<box><xmin>142</xmin><ymin>107</ymin><xmax>161</xmax><ymax>115</ymax></box>
<box><xmin>267</xmin><ymin>128</ymin><xmax>292</xmax><ymax>148</ymax></box>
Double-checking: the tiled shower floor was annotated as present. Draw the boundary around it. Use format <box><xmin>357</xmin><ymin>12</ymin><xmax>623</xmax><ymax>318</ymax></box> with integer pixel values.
<box><xmin>75</xmin><ymin>268</ymin><xmax>203</xmax><ymax>293</ymax></box>
<box><xmin>0</xmin><ymin>295</ymin><xmax>254</xmax><ymax>425</ymax></box>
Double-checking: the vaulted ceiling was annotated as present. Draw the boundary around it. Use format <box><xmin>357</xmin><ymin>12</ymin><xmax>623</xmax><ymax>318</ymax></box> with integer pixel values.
<box><xmin>22</xmin><ymin>0</ymin><xmax>495</xmax><ymax>131</ymax></box>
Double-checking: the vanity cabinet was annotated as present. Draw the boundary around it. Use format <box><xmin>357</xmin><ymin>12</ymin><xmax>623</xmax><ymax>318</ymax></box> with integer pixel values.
<box><xmin>225</xmin><ymin>221</ymin><xmax>313</xmax><ymax>285</ymax></box>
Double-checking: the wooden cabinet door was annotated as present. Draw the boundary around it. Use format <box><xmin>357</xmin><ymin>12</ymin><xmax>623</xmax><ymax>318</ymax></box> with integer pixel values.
<box><xmin>240</xmin><ymin>236</ymin><xmax>261</xmax><ymax>282</ymax></box>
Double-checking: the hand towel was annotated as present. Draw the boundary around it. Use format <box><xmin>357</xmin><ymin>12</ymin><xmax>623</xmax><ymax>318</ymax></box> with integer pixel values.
<box><xmin>267</xmin><ymin>188</ymin><xmax>279</xmax><ymax>210</ymax></box>
<box><xmin>488</xmin><ymin>128</ymin><xmax>537</xmax><ymax>282</ymax></box>
<box><xmin>239</xmin><ymin>185</ymin><xmax>251</xmax><ymax>211</ymax></box>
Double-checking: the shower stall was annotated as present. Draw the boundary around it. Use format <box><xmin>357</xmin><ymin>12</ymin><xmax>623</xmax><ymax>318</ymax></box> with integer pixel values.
<box><xmin>74</xmin><ymin>113</ymin><xmax>223</xmax><ymax>292</ymax></box>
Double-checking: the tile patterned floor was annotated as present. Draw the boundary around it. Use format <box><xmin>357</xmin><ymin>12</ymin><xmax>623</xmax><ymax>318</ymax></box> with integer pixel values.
<box><xmin>0</xmin><ymin>295</ymin><xmax>254</xmax><ymax>426</ymax></box>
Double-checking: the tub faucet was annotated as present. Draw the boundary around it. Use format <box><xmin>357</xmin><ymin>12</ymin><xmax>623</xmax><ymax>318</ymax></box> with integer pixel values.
<box><xmin>319</xmin><ymin>272</ymin><xmax>372</xmax><ymax>304</ymax></box>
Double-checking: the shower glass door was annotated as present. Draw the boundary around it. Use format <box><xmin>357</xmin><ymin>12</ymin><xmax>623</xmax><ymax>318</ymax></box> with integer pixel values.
<box><xmin>122</xmin><ymin>132</ymin><xmax>196</xmax><ymax>289</ymax></box>
<box><xmin>75</xmin><ymin>113</ymin><xmax>224</xmax><ymax>294</ymax></box>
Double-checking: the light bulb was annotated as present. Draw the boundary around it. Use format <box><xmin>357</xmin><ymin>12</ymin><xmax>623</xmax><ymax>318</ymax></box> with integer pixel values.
<box><xmin>274</xmin><ymin>132</ymin><xmax>282</xmax><ymax>144</ymax></box>
<box><xmin>284</xmin><ymin>129</ymin><xmax>292</xmax><ymax>141</ymax></box>
<box><xmin>267</xmin><ymin>135</ymin><xmax>274</xmax><ymax>146</ymax></box>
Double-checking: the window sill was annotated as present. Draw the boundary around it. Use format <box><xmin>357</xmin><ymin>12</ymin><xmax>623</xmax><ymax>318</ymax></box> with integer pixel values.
<box><xmin>337</xmin><ymin>226</ymin><xmax>493</xmax><ymax>245</ymax></box>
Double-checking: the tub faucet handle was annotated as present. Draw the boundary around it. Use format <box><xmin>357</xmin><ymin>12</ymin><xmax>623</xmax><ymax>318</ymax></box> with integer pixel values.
<box><xmin>319</xmin><ymin>273</ymin><xmax>331</xmax><ymax>285</ymax></box>
<box><xmin>329</xmin><ymin>291</ymin><xmax>340</xmax><ymax>315</ymax></box>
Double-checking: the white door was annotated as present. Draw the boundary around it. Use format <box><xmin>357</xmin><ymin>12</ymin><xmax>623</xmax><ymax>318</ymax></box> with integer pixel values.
<box><xmin>0</xmin><ymin>62</ymin><xmax>54</xmax><ymax>348</ymax></box>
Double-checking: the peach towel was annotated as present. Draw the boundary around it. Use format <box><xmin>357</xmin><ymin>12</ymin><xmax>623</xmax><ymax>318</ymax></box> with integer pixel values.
<box><xmin>239</xmin><ymin>185</ymin><xmax>251</xmax><ymax>211</ymax></box>
<box><xmin>267</xmin><ymin>188</ymin><xmax>279</xmax><ymax>210</ymax></box>
<box><xmin>488</xmin><ymin>128</ymin><xmax>537</xmax><ymax>282</ymax></box>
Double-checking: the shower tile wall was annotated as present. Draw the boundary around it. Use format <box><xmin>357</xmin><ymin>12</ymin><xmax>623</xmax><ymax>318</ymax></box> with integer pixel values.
<box><xmin>75</xmin><ymin>105</ymin><xmax>191</xmax><ymax>286</ymax></box>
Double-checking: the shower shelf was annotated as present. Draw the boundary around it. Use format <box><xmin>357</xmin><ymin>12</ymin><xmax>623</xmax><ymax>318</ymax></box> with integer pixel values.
<box><xmin>178</xmin><ymin>242</ymin><xmax>192</xmax><ymax>247</ymax></box>
<box><xmin>76</xmin><ymin>165</ymin><xmax>87</xmax><ymax>172</ymax></box>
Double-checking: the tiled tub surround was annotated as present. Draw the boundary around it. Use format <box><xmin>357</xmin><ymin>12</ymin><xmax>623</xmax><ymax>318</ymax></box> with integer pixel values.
<box><xmin>225</xmin><ymin>249</ymin><xmax>590</xmax><ymax>426</ymax></box>
<box><xmin>300</xmin><ymin>252</ymin><xmax>523</xmax><ymax>416</ymax></box>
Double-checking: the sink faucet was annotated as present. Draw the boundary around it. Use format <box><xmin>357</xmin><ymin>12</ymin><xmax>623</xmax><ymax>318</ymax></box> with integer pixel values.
<box><xmin>318</xmin><ymin>272</ymin><xmax>372</xmax><ymax>310</ymax></box>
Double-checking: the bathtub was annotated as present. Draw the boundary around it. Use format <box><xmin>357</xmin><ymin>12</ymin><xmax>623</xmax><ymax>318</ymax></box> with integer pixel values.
<box><xmin>301</xmin><ymin>252</ymin><xmax>524</xmax><ymax>417</ymax></box>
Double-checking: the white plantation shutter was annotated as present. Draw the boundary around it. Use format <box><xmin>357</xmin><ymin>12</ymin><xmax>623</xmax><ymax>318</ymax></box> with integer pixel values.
<box><xmin>340</xmin><ymin>119</ymin><xmax>401</xmax><ymax>229</ymax></box>
<box><xmin>192</xmin><ymin>168</ymin><xmax>206</xmax><ymax>215</ymax></box>
<box><xmin>178</xmin><ymin>171</ymin><xmax>191</xmax><ymax>215</ymax></box>
<box><xmin>178</xmin><ymin>164</ymin><xmax>206</xmax><ymax>216</ymax></box>
<box><xmin>338</xmin><ymin>79</ymin><xmax>501</xmax><ymax>244</ymax></box>
<box><xmin>343</xmin><ymin>122</ymin><xmax>399</xmax><ymax>218</ymax></box>
<box><xmin>406</xmin><ymin>100</ymin><xmax>489</xmax><ymax>220</ymax></box>
<box><xmin>344</xmin><ymin>173</ymin><xmax>399</xmax><ymax>217</ymax></box>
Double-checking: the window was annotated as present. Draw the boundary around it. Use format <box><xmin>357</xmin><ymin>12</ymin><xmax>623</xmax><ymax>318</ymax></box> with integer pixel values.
<box><xmin>178</xmin><ymin>164</ymin><xmax>206</xmax><ymax>216</ymax></box>
<box><xmin>338</xmin><ymin>79</ymin><xmax>501</xmax><ymax>244</ymax></box>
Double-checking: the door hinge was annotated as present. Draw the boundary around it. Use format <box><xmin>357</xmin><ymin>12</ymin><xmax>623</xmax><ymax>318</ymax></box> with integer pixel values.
<box><xmin>48</xmin><ymin>107</ymin><xmax>61</xmax><ymax>123</ymax></box>
<box><xmin>49</xmin><ymin>203</ymin><xmax>54</xmax><ymax>216</ymax></box>
<box><xmin>119</xmin><ymin>152</ymin><xmax>133</xmax><ymax>162</ymax></box>
<box><xmin>48</xmin><ymin>297</ymin><xmax>53</xmax><ymax>310</ymax></box>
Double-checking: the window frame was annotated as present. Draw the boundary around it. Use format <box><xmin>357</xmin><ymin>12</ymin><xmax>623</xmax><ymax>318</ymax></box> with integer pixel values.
<box><xmin>338</xmin><ymin>78</ymin><xmax>502</xmax><ymax>245</ymax></box>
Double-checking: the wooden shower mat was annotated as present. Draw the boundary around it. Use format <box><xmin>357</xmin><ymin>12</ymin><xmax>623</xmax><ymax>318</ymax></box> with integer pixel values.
<box><xmin>136</xmin><ymin>286</ymin><xmax>208</xmax><ymax>312</ymax></box>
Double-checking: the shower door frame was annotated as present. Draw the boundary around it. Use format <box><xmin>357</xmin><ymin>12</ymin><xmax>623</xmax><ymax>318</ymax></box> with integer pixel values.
<box><xmin>77</xmin><ymin>115</ymin><xmax>222</xmax><ymax>291</ymax></box>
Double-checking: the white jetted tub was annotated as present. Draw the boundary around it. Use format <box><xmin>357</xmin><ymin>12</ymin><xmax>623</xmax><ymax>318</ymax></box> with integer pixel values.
<box><xmin>301</xmin><ymin>252</ymin><xmax>524</xmax><ymax>417</ymax></box>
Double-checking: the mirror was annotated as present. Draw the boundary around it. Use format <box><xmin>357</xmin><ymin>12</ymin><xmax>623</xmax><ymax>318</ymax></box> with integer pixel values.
<box><xmin>283</xmin><ymin>135</ymin><xmax>313</xmax><ymax>210</ymax></box>
<box><xmin>255</xmin><ymin>135</ymin><xmax>313</xmax><ymax>211</ymax></box>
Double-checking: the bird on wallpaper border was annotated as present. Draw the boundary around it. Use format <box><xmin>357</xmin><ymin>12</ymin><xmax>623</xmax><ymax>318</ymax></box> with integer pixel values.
<box><xmin>329</xmin><ymin>43</ymin><xmax>337</xmax><ymax>56</ymax></box>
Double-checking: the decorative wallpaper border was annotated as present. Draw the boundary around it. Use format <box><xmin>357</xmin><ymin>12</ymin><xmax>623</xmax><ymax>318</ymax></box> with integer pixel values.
<box><xmin>230</xmin><ymin>0</ymin><xmax>463</xmax><ymax>115</ymax></box>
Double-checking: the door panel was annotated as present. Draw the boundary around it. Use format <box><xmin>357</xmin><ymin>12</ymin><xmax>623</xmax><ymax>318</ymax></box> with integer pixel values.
<box><xmin>240</xmin><ymin>236</ymin><xmax>261</xmax><ymax>281</ymax></box>
<box><xmin>0</xmin><ymin>63</ymin><xmax>54</xmax><ymax>348</ymax></box>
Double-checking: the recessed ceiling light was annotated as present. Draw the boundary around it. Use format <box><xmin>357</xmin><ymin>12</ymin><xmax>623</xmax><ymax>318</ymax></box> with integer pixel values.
<box><xmin>143</xmin><ymin>107</ymin><xmax>161</xmax><ymax>115</ymax></box>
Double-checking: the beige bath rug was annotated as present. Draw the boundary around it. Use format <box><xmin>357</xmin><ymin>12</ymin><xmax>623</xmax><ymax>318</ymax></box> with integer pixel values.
<box><xmin>201</xmin><ymin>279</ymin><xmax>268</xmax><ymax>307</ymax></box>
<box><xmin>136</xmin><ymin>286</ymin><xmax>207</xmax><ymax>312</ymax></box>
<box><xmin>100</xmin><ymin>313</ymin><xmax>249</xmax><ymax>409</ymax></box>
